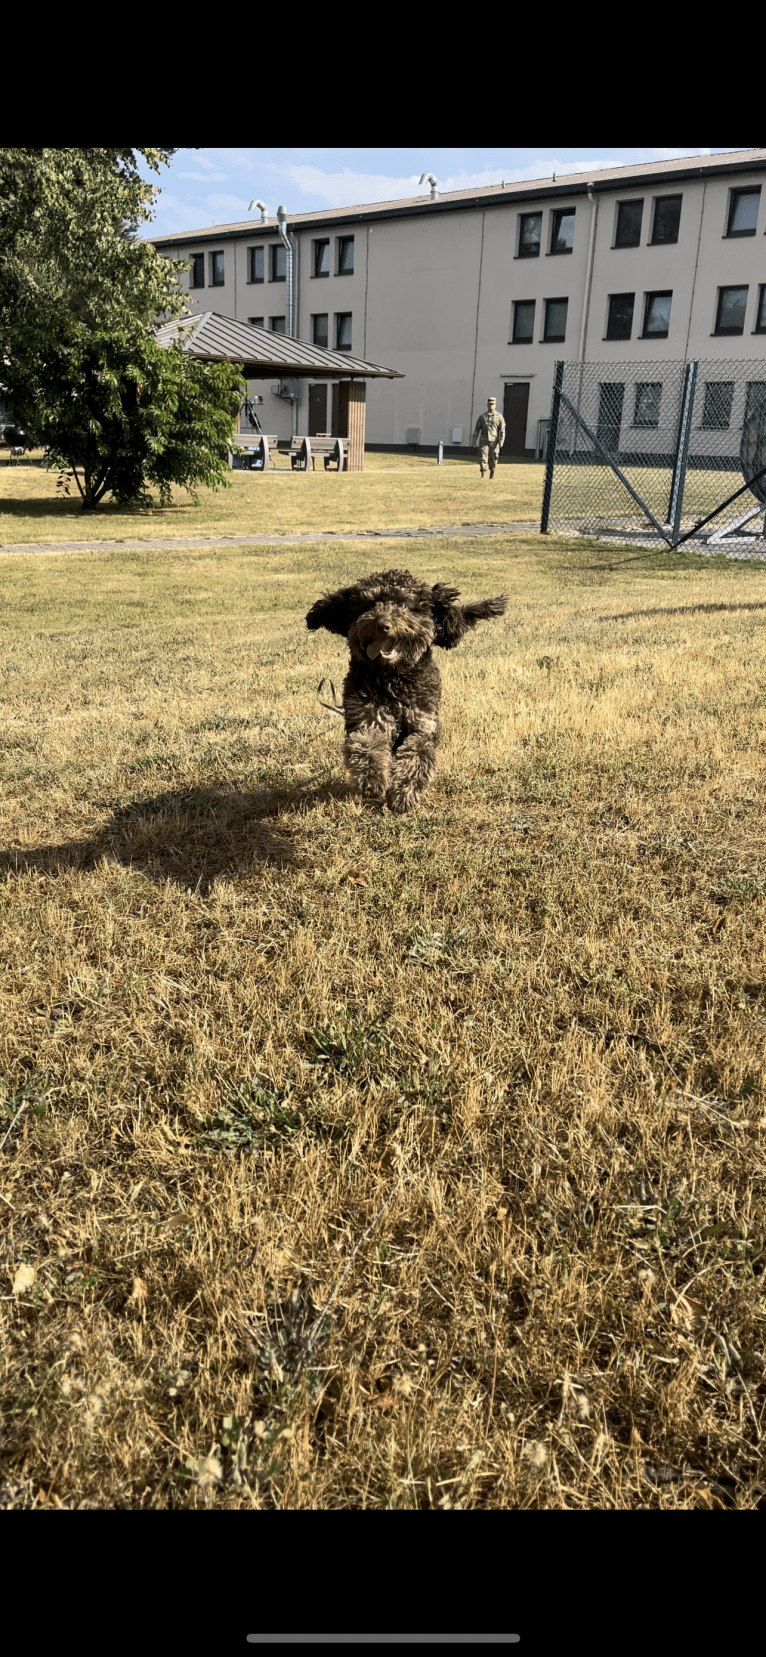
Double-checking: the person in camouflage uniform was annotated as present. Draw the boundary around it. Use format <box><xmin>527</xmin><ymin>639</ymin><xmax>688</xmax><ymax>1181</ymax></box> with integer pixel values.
<box><xmin>472</xmin><ymin>396</ymin><xmax>506</xmax><ymax>478</ymax></box>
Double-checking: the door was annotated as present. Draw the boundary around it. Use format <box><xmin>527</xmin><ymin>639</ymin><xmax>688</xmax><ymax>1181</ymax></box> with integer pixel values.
<box><xmin>597</xmin><ymin>383</ymin><xmax>625</xmax><ymax>455</ymax></box>
<box><xmin>308</xmin><ymin>384</ymin><xmax>327</xmax><ymax>436</ymax></box>
<box><xmin>502</xmin><ymin>383</ymin><xmax>531</xmax><ymax>456</ymax></box>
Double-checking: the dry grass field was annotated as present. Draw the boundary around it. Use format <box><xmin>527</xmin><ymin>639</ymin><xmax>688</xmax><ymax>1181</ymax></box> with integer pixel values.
<box><xmin>1</xmin><ymin>455</ymin><xmax>765</xmax><ymax>1510</ymax></box>
<box><xmin>0</xmin><ymin>449</ymin><xmax>542</xmax><ymax>544</ymax></box>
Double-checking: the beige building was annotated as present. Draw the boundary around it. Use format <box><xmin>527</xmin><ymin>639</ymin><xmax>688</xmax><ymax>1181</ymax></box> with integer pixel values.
<box><xmin>150</xmin><ymin>149</ymin><xmax>766</xmax><ymax>457</ymax></box>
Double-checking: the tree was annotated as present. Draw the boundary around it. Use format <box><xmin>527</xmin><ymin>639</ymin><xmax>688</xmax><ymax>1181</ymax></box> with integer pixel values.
<box><xmin>0</xmin><ymin>149</ymin><xmax>244</xmax><ymax>508</ymax></box>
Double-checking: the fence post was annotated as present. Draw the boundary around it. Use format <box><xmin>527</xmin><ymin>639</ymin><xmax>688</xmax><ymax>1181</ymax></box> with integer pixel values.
<box><xmin>667</xmin><ymin>360</ymin><xmax>698</xmax><ymax>543</ymax></box>
<box><xmin>540</xmin><ymin>360</ymin><xmax>564</xmax><ymax>533</ymax></box>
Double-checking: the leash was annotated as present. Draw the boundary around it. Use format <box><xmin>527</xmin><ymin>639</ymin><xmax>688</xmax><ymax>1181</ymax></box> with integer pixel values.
<box><xmin>317</xmin><ymin>678</ymin><xmax>345</xmax><ymax>716</ymax></box>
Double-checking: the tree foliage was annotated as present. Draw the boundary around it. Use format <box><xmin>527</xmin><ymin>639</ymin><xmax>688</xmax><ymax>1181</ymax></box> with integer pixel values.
<box><xmin>0</xmin><ymin>149</ymin><xmax>244</xmax><ymax>509</ymax></box>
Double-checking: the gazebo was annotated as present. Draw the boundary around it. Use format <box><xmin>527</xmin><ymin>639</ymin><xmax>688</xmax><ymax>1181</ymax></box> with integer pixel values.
<box><xmin>155</xmin><ymin>312</ymin><xmax>403</xmax><ymax>472</ymax></box>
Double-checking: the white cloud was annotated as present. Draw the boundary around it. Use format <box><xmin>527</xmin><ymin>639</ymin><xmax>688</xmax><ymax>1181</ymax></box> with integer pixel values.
<box><xmin>257</xmin><ymin>151</ymin><xmax>730</xmax><ymax>214</ymax></box>
<box><xmin>177</xmin><ymin>170</ymin><xmax>230</xmax><ymax>183</ymax></box>
<box><xmin>182</xmin><ymin>153</ymin><xmax>228</xmax><ymax>174</ymax></box>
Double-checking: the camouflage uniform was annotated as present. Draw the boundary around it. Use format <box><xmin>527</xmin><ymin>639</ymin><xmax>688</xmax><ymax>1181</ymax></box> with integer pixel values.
<box><xmin>472</xmin><ymin>397</ymin><xmax>506</xmax><ymax>477</ymax></box>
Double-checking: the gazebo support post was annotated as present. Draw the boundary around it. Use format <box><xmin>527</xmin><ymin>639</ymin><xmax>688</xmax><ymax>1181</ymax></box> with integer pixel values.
<box><xmin>337</xmin><ymin>379</ymin><xmax>366</xmax><ymax>472</ymax></box>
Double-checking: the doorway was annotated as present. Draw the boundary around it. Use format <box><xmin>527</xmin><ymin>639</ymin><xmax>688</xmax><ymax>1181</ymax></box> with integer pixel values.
<box><xmin>597</xmin><ymin>382</ymin><xmax>625</xmax><ymax>454</ymax></box>
<box><xmin>503</xmin><ymin>382</ymin><xmax>532</xmax><ymax>457</ymax></box>
<box><xmin>309</xmin><ymin>384</ymin><xmax>328</xmax><ymax>436</ymax></box>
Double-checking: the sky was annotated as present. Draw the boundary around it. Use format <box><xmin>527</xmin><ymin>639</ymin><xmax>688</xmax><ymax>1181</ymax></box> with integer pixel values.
<box><xmin>142</xmin><ymin>148</ymin><xmax>748</xmax><ymax>239</ymax></box>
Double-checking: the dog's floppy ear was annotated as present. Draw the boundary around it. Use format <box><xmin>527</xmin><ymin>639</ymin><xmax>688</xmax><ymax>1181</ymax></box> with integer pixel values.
<box><xmin>431</xmin><ymin>592</ymin><xmax>507</xmax><ymax>650</ymax></box>
<box><xmin>306</xmin><ymin>587</ymin><xmax>358</xmax><ymax>637</ymax></box>
<box><xmin>461</xmin><ymin>595</ymin><xmax>508</xmax><ymax>626</ymax></box>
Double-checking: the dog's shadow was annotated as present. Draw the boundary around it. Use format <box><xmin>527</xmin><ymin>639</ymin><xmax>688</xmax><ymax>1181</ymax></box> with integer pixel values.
<box><xmin>1</xmin><ymin>778</ymin><xmax>350</xmax><ymax>897</ymax></box>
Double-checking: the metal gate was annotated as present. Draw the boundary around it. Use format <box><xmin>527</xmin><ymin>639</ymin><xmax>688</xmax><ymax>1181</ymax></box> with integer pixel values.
<box><xmin>540</xmin><ymin>358</ymin><xmax>766</xmax><ymax>555</ymax></box>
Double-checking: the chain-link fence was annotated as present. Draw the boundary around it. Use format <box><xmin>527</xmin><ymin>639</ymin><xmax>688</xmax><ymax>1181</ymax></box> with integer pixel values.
<box><xmin>540</xmin><ymin>358</ymin><xmax>766</xmax><ymax>556</ymax></box>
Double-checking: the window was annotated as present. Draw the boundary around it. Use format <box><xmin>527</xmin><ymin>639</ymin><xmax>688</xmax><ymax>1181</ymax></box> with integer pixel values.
<box><xmin>650</xmin><ymin>196</ymin><xmax>682</xmax><ymax>245</ymax></box>
<box><xmin>615</xmin><ymin>200</ymin><xmax>643</xmax><ymax>248</ymax></box>
<box><xmin>642</xmin><ymin>291</ymin><xmax>672</xmax><ymax>338</ymax></box>
<box><xmin>312</xmin><ymin>314</ymin><xmax>328</xmax><ymax>349</ymax></box>
<box><xmin>270</xmin><ymin>244</ymin><xmax>286</xmax><ymax>282</ymax></box>
<box><xmin>210</xmin><ymin>251</ymin><xmax>225</xmax><ymax>286</ymax></box>
<box><xmin>313</xmin><ymin>239</ymin><xmax>330</xmax><ymax>277</ymax></box>
<box><xmin>270</xmin><ymin>316</ymin><xmax>286</xmax><ymax>334</ymax></box>
<box><xmin>247</xmin><ymin>317</ymin><xmax>264</xmax><ymax>329</ymax></box>
<box><xmin>550</xmin><ymin>209</ymin><xmax>575</xmax><ymax>254</ymax></box>
<box><xmin>543</xmin><ymin>298</ymin><xmax>568</xmax><ymax>341</ymax></box>
<box><xmin>248</xmin><ymin>246</ymin><xmax>264</xmax><ymax>283</ymax></box>
<box><xmin>335</xmin><ymin>313</ymin><xmax>352</xmax><ymax>351</ymax></box>
<box><xmin>518</xmin><ymin>213</ymin><xmax>542</xmax><ymax>257</ymax></box>
<box><xmin>190</xmin><ymin>253</ymin><xmax>205</xmax><ymax>288</ymax></box>
<box><xmin>633</xmin><ymin>382</ymin><xmax>662</xmax><ymax>428</ymax></box>
<box><xmin>715</xmin><ymin>286</ymin><xmax>748</xmax><ymax>335</ymax></box>
<box><xmin>756</xmin><ymin>286</ymin><xmax>766</xmax><ymax>335</ymax></box>
<box><xmin>512</xmin><ymin>300</ymin><xmax>535</xmax><ymax>343</ymax></box>
<box><xmin>727</xmin><ymin>187</ymin><xmax>760</xmax><ymax>237</ymax></box>
<box><xmin>337</xmin><ymin>236</ymin><xmax>354</xmax><ymax>274</ymax></box>
<box><xmin>606</xmin><ymin>293</ymin><xmax>635</xmax><ymax>340</ymax></box>
<box><xmin>701</xmin><ymin>382</ymin><xmax>734</xmax><ymax>430</ymax></box>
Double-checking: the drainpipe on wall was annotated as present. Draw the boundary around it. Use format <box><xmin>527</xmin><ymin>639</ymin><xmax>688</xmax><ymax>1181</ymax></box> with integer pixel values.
<box><xmin>578</xmin><ymin>187</ymin><xmax>599</xmax><ymax>363</ymax></box>
<box><xmin>277</xmin><ymin>205</ymin><xmax>298</xmax><ymax>436</ymax></box>
<box><xmin>683</xmin><ymin>180</ymin><xmax>707</xmax><ymax>363</ymax></box>
<box><xmin>468</xmin><ymin>213</ymin><xmax>486</xmax><ymax>450</ymax></box>
<box><xmin>574</xmin><ymin>187</ymin><xmax>599</xmax><ymax>457</ymax></box>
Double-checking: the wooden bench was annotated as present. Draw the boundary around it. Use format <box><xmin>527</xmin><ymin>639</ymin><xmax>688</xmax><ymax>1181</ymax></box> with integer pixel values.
<box><xmin>229</xmin><ymin>434</ymin><xmax>280</xmax><ymax>470</ymax></box>
<box><xmin>289</xmin><ymin>435</ymin><xmax>348</xmax><ymax>472</ymax></box>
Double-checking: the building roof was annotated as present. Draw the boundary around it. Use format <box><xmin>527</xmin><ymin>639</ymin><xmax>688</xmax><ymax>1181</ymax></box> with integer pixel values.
<box><xmin>155</xmin><ymin>311</ymin><xmax>403</xmax><ymax>379</ymax></box>
<box><xmin>149</xmin><ymin>149</ymin><xmax>766</xmax><ymax>248</ymax></box>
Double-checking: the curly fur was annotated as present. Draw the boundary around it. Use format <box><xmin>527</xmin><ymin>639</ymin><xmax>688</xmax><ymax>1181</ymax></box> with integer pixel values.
<box><xmin>307</xmin><ymin>568</ymin><xmax>507</xmax><ymax>812</ymax></box>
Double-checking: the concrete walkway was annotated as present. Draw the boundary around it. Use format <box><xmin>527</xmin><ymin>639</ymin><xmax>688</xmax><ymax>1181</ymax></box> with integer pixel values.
<box><xmin>0</xmin><ymin>521</ymin><xmax>541</xmax><ymax>557</ymax></box>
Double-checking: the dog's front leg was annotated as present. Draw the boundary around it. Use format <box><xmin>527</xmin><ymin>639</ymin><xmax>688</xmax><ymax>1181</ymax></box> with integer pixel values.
<box><xmin>342</xmin><ymin>692</ymin><xmax>397</xmax><ymax>806</ymax></box>
<box><xmin>387</xmin><ymin>712</ymin><xmax>441</xmax><ymax>814</ymax></box>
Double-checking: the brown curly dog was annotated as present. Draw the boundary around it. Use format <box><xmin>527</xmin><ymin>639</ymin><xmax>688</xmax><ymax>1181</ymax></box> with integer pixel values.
<box><xmin>306</xmin><ymin>567</ymin><xmax>507</xmax><ymax>812</ymax></box>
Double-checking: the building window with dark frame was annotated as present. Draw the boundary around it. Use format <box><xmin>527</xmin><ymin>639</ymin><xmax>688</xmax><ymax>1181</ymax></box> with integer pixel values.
<box><xmin>550</xmin><ymin>209</ymin><xmax>575</xmax><ymax>254</ymax></box>
<box><xmin>210</xmin><ymin>251</ymin><xmax>225</xmax><ymax>286</ymax></box>
<box><xmin>312</xmin><ymin>314</ymin><xmax>329</xmax><ymax>350</ymax></box>
<box><xmin>701</xmin><ymin>381</ymin><xmax>735</xmax><ymax>430</ymax></box>
<box><xmin>247</xmin><ymin>317</ymin><xmax>264</xmax><ymax>329</ymax></box>
<box><xmin>270</xmin><ymin>316</ymin><xmax>286</xmax><ymax>334</ymax></box>
<box><xmin>756</xmin><ymin>285</ymin><xmax>766</xmax><ymax>334</ymax></box>
<box><xmin>270</xmin><ymin>244</ymin><xmax>286</xmax><ymax>282</ymax></box>
<box><xmin>313</xmin><ymin>240</ymin><xmax>330</xmax><ymax>278</ymax></box>
<box><xmin>247</xmin><ymin>246</ymin><xmax>264</xmax><ymax>283</ymax></box>
<box><xmin>543</xmin><ymin>297</ymin><xmax>568</xmax><ymax>342</ymax></box>
<box><xmin>633</xmin><ymin>382</ymin><xmax>662</xmax><ymax>429</ymax></box>
<box><xmin>190</xmin><ymin>253</ymin><xmax>205</xmax><ymax>288</ymax></box>
<box><xmin>614</xmin><ymin>200</ymin><xmax>643</xmax><ymax>248</ymax></box>
<box><xmin>715</xmin><ymin>286</ymin><xmax>748</xmax><ymax>335</ymax></box>
<box><xmin>518</xmin><ymin>213</ymin><xmax>542</xmax><ymax>258</ymax></box>
<box><xmin>512</xmin><ymin>300</ymin><xmax>535</xmax><ymax>343</ymax></box>
<box><xmin>335</xmin><ymin>313</ymin><xmax>352</xmax><ymax>352</ymax></box>
<box><xmin>642</xmin><ymin>291</ymin><xmax>672</xmax><ymax>338</ymax></box>
<box><xmin>650</xmin><ymin>196</ymin><xmax>682</xmax><ymax>245</ymax></box>
<box><xmin>337</xmin><ymin>236</ymin><xmax>354</xmax><ymax>275</ymax></box>
<box><xmin>606</xmin><ymin>293</ymin><xmax>635</xmax><ymax>340</ymax></box>
<box><xmin>726</xmin><ymin>187</ymin><xmax>761</xmax><ymax>237</ymax></box>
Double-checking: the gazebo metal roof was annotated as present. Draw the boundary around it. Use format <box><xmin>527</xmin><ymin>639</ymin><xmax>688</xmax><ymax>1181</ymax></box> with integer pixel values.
<box><xmin>155</xmin><ymin>311</ymin><xmax>403</xmax><ymax>380</ymax></box>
